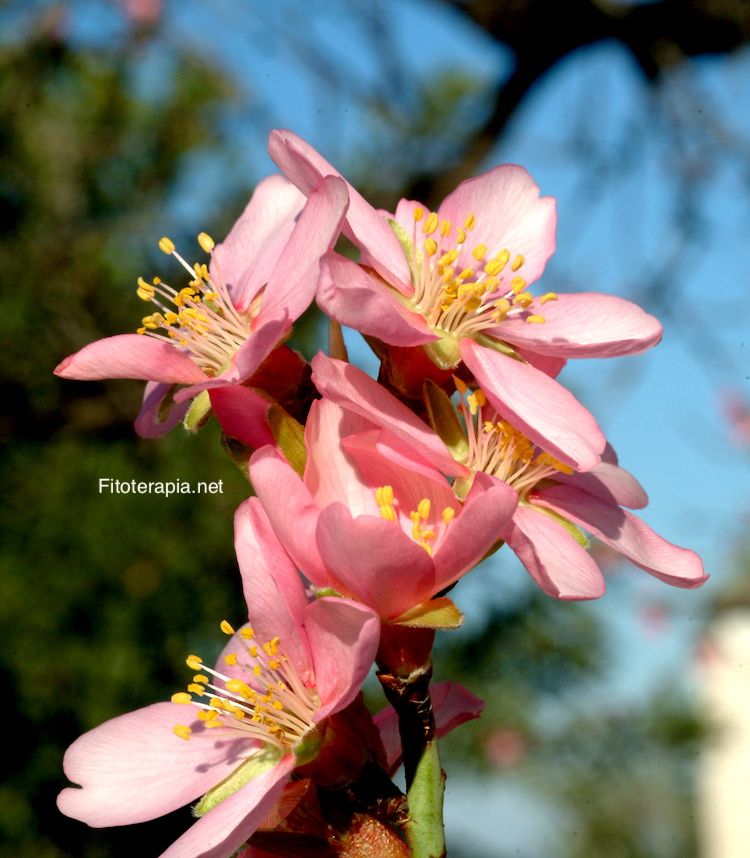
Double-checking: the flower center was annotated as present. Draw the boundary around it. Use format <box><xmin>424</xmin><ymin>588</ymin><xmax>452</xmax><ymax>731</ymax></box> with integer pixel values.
<box><xmin>401</xmin><ymin>208</ymin><xmax>558</xmax><ymax>340</ymax></box>
<box><xmin>171</xmin><ymin>620</ymin><xmax>319</xmax><ymax>752</ymax></box>
<box><xmin>454</xmin><ymin>379</ymin><xmax>572</xmax><ymax>497</ymax></box>
<box><xmin>135</xmin><ymin>234</ymin><xmax>251</xmax><ymax>375</ymax></box>
<box><xmin>375</xmin><ymin>485</ymin><xmax>456</xmax><ymax>555</ymax></box>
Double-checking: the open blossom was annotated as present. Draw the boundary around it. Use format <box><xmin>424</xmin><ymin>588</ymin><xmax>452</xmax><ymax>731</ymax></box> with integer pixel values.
<box><xmin>311</xmin><ymin>353</ymin><xmax>707</xmax><ymax>600</ymax></box>
<box><xmin>57</xmin><ymin>499</ymin><xmax>379</xmax><ymax>858</ymax></box>
<box><xmin>268</xmin><ymin>130</ymin><xmax>663</xmax><ymax>472</ymax></box>
<box><xmin>248</xmin><ymin>397</ymin><xmax>517</xmax><ymax>622</ymax></box>
<box><xmin>54</xmin><ymin>174</ymin><xmax>348</xmax><ymax>437</ymax></box>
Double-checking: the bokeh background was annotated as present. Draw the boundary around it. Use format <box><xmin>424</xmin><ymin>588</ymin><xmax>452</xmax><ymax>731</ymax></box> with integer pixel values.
<box><xmin>2</xmin><ymin>1</ymin><xmax>750</xmax><ymax>856</ymax></box>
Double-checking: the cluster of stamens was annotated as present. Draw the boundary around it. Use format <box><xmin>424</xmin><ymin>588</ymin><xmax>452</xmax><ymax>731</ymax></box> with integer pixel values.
<box><xmin>171</xmin><ymin>620</ymin><xmax>318</xmax><ymax>750</ymax></box>
<box><xmin>375</xmin><ymin>484</ymin><xmax>455</xmax><ymax>556</ymax></box>
<box><xmin>454</xmin><ymin>379</ymin><xmax>572</xmax><ymax>496</ymax></box>
<box><xmin>136</xmin><ymin>234</ymin><xmax>251</xmax><ymax>375</ymax></box>
<box><xmin>405</xmin><ymin>208</ymin><xmax>557</xmax><ymax>338</ymax></box>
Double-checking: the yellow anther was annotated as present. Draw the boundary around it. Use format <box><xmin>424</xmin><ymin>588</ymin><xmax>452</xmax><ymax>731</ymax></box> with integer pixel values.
<box><xmin>440</xmin><ymin>219</ymin><xmax>451</xmax><ymax>237</ymax></box>
<box><xmin>457</xmin><ymin>268</ymin><xmax>474</xmax><ymax>281</ymax></box>
<box><xmin>424</xmin><ymin>238</ymin><xmax>438</xmax><ymax>256</ymax></box>
<box><xmin>193</xmin><ymin>674</ymin><xmax>209</xmax><ymax>684</ymax></box>
<box><xmin>511</xmin><ymin>276</ymin><xmax>527</xmax><ymax>294</ymax></box>
<box><xmin>248</xmin><ymin>644</ymin><xmax>259</xmax><ymax>658</ymax></box>
<box><xmin>417</xmin><ymin>498</ymin><xmax>431</xmax><ymax>520</ymax></box>
<box><xmin>173</xmin><ymin>724</ymin><xmax>192</xmax><ymax>741</ymax></box>
<box><xmin>141</xmin><ymin>315</ymin><xmax>158</xmax><ymax>330</ymax></box>
<box><xmin>269</xmin><ymin>659</ymin><xmax>280</xmax><ymax>670</ymax></box>
<box><xmin>187</xmin><ymin>683</ymin><xmax>205</xmax><ymax>695</ymax></box>
<box><xmin>453</xmin><ymin>376</ymin><xmax>468</xmax><ymax>394</ymax></box>
<box><xmin>471</xmin><ymin>243</ymin><xmax>488</xmax><ymax>260</ymax></box>
<box><xmin>220</xmin><ymin>620</ymin><xmax>235</xmax><ymax>635</ymax></box>
<box><xmin>483</xmin><ymin>259</ymin><xmax>504</xmax><ymax>276</ymax></box>
<box><xmin>226</xmin><ymin>679</ymin><xmax>251</xmax><ymax>698</ymax></box>
<box><xmin>171</xmin><ymin>692</ymin><xmax>192</xmax><ymax>705</ymax></box>
<box><xmin>262</xmin><ymin>637</ymin><xmax>280</xmax><ymax>656</ymax></box>
<box><xmin>463</xmin><ymin>214</ymin><xmax>476</xmax><ymax>229</ymax></box>
<box><xmin>136</xmin><ymin>277</ymin><xmax>155</xmax><ymax>301</ymax></box>
<box><xmin>418</xmin><ymin>542</ymin><xmax>433</xmax><ymax>556</ymax></box>
<box><xmin>240</xmin><ymin>627</ymin><xmax>255</xmax><ymax>640</ymax></box>
<box><xmin>540</xmin><ymin>292</ymin><xmax>558</xmax><ymax>304</ymax></box>
<box><xmin>474</xmin><ymin>390</ymin><xmax>487</xmax><ymax>407</ymax></box>
<box><xmin>442</xmin><ymin>507</ymin><xmax>456</xmax><ymax>523</ymax></box>
<box><xmin>186</xmin><ymin>655</ymin><xmax>203</xmax><ymax>670</ymax></box>
<box><xmin>205</xmin><ymin>719</ymin><xmax>224</xmax><ymax>728</ymax></box>
<box><xmin>224</xmin><ymin>653</ymin><xmax>238</xmax><ymax>666</ymax></box>
<box><xmin>483</xmin><ymin>275</ymin><xmax>499</xmax><ymax>291</ymax></box>
<box><xmin>438</xmin><ymin>250</ymin><xmax>458</xmax><ymax>267</ymax></box>
<box><xmin>413</xmin><ymin>207</ymin><xmax>424</xmax><ymax>222</ymax></box>
<box><xmin>272</xmin><ymin>700</ymin><xmax>284</xmax><ymax>710</ymax></box>
<box><xmin>158</xmin><ymin>236</ymin><xmax>175</xmax><ymax>255</ymax></box>
<box><xmin>494</xmin><ymin>298</ymin><xmax>511</xmax><ymax>314</ymax></box>
<box><xmin>375</xmin><ymin>485</ymin><xmax>394</xmax><ymax>506</ymax></box>
<box><xmin>253</xmin><ymin>665</ymin><xmax>262</xmax><ymax>676</ymax></box>
<box><xmin>525</xmin><ymin>315</ymin><xmax>545</xmax><ymax>324</ymax></box>
<box><xmin>511</xmin><ymin>254</ymin><xmax>525</xmax><ymax>271</ymax></box>
<box><xmin>423</xmin><ymin>212</ymin><xmax>439</xmax><ymax>235</ymax></box>
<box><xmin>467</xmin><ymin>394</ymin><xmax>479</xmax><ymax>415</ymax></box>
<box><xmin>379</xmin><ymin>505</ymin><xmax>397</xmax><ymax>522</ymax></box>
<box><xmin>514</xmin><ymin>292</ymin><xmax>533</xmax><ymax>308</ymax></box>
<box><xmin>136</xmin><ymin>327</ymin><xmax>146</xmax><ymax>335</ymax></box>
<box><xmin>198</xmin><ymin>232</ymin><xmax>215</xmax><ymax>253</ymax></box>
<box><xmin>456</xmin><ymin>228</ymin><xmax>467</xmax><ymax>244</ymax></box>
<box><xmin>495</xmin><ymin>249</ymin><xmax>510</xmax><ymax>268</ymax></box>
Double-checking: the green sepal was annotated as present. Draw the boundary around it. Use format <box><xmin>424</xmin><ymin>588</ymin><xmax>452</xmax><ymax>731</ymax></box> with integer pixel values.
<box><xmin>293</xmin><ymin>726</ymin><xmax>323</xmax><ymax>766</ymax></box>
<box><xmin>313</xmin><ymin>586</ymin><xmax>342</xmax><ymax>599</ymax></box>
<box><xmin>423</xmin><ymin>336</ymin><xmax>461</xmax><ymax>370</ymax></box>
<box><xmin>387</xmin><ymin>218</ymin><xmax>414</xmax><ymax>262</ymax></box>
<box><xmin>268</xmin><ymin>404</ymin><xmax>307</xmax><ymax>476</ymax></box>
<box><xmin>183</xmin><ymin>389</ymin><xmax>212</xmax><ymax>433</ymax></box>
<box><xmin>530</xmin><ymin>502</ymin><xmax>590</xmax><ymax>548</ymax></box>
<box><xmin>473</xmin><ymin>333</ymin><xmax>518</xmax><ymax>359</ymax></box>
<box><xmin>392</xmin><ymin>596</ymin><xmax>463</xmax><ymax>630</ymax></box>
<box><xmin>423</xmin><ymin>379</ymin><xmax>468</xmax><ymax>462</ymax></box>
<box><xmin>193</xmin><ymin>745</ymin><xmax>282</xmax><ymax>817</ymax></box>
<box><xmin>452</xmin><ymin>474</ymin><xmax>475</xmax><ymax>502</ymax></box>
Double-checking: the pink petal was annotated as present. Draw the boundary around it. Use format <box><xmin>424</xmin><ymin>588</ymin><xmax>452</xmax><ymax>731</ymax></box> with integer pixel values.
<box><xmin>374</xmin><ymin>681</ymin><xmax>484</xmax><ymax>775</ymax></box>
<box><xmin>553</xmin><ymin>460</ymin><xmax>648</xmax><ymax>510</ymax></box>
<box><xmin>158</xmin><ymin>754</ymin><xmax>295</xmax><ymax>858</ymax></box>
<box><xmin>173</xmin><ymin>317</ymin><xmax>291</xmax><ymax>403</ymax></box>
<box><xmin>211</xmin><ymin>175</ymin><xmax>305</xmax><ymax>313</ymax></box>
<box><xmin>57</xmin><ymin>703</ymin><xmax>253</xmax><ymax>826</ymax></box>
<box><xmin>514</xmin><ymin>346</ymin><xmax>566</xmax><ymax>379</ymax></box>
<box><xmin>505</xmin><ymin>504</ymin><xmax>606</xmax><ymax>599</ymax></box>
<box><xmin>311</xmin><ymin>354</ymin><xmax>468</xmax><ymax>477</ymax></box>
<box><xmin>432</xmin><ymin>473</ymin><xmax>518</xmax><ymax>591</ymax></box>
<box><xmin>315</xmin><ymin>503</ymin><xmax>436</xmax><ymax>619</ymax></box>
<box><xmin>303</xmin><ymin>399</ymin><xmax>379</xmax><ymax>515</ymax></box>
<box><xmin>532</xmin><ymin>485</ymin><xmax>708</xmax><ymax>588</ymax></box>
<box><xmin>135</xmin><ymin>381</ymin><xmax>189</xmax><ymax>438</ymax></box>
<box><xmin>248</xmin><ymin>447</ymin><xmax>329</xmax><ymax>586</ymax></box>
<box><xmin>304</xmin><ymin>597</ymin><xmax>380</xmax><ymax>721</ymax></box>
<box><xmin>234</xmin><ymin>499</ymin><xmax>312</xmax><ymax>679</ymax></box>
<box><xmin>208</xmin><ymin>385</ymin><xmax>274</xmax><ymax>449</ymax></box>
<box><xmin>260</xmin><ymin>176</ymin><xmax>348</xmax><ymax>323</ymax></box>
<box><xmin>437</xmin><ymin>164</ymin><xmax>556</xmax><ymax>285</ymax></box>
<box><xmin>497</xmin><ymin>293</ymin><xmax>663</xmax><ymax>358</ymax></box>
<box><xmin>317</xmin><ymin>253</ymin><xmax>436</xmax><ymax>347</ymax></box>
<box><xmin>461</xmin><ymin>338</ymin><xmax>604</xmax><ymax>471</ymax></box>
<box><xmin>54</xmin><ymin>335</ymin><xmax>207</xmax><ymax>384</ymax></box>
<box><xmin>268</xmin><ymin>130</ymin><xmax>410</xmax><ymax>289</ymax></box>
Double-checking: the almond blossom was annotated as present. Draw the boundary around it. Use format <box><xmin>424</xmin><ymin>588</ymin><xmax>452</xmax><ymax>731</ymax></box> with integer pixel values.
<box><xmin>57</xmin><ymin>499</ymin><xmax>379</xmax><ymax>858</ymax></box>
<box><xmin>248</xmin><ymin>398</ymin><xmax>518</xmax><ymax>622</ymax></box>
<box><xmin>55</xmin><ymin>174</ymin><xmax>348</xmax><ymax>436</ymax></box>
<box><xmin>268</xmin><ymin>130</ymin><xmax>663</xmax><ymax>472</ymax></box>
<box><xmin>311</xmin><ymin>353</ymin><xmax>707</xmax><ymax>600</ymax></box>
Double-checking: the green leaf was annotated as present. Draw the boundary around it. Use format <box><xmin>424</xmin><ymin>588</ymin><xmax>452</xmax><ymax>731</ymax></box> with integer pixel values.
<box><xmin>193</xmin><ymin>745</ymin><xmax>282</xmax><ymax>817</ymax></box>
<box><xmin>393</xmin><ymin>597</ymin><xmax>464</xmax><ymax>630</ymax></box>
<box><xmin>423</xmin><ymin>380</ymin><xmax>468</xmax><ymax>462</ymax></box>
<box><xmin>268</xmin><ymin>404</ymin><xmax>307</xmax><ymax>476</ymax></box>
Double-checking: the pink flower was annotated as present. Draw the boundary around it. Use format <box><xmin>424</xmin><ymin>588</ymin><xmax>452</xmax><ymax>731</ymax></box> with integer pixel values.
<box><xmin>57</xmin><ymin>498</ymin><xmax>379</xmax><ymax>858</ymax></box>
<box><xmin>248</xmin><ymin>397</ymin><xmax>518</xmax><ymax>622</ymax></box>
<box><xmin>311</xmin><ymin>353</ymin><xmax>707</xmax><ymax>600</ymax></box>
<box><xmin>55</xmin><ymin>174</ymin><xmax>348</xmax><ymax>437</ymax></box>
<box><xmin>268</xmin><ymin>130</ymin><xmax>663</xmax><ymax>471</ymax></box>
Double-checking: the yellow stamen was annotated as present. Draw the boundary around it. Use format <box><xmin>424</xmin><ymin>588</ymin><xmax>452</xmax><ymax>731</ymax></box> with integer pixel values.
<box><xmin>417</xmin><ymin>498</ymin><xmax>431</xmax><ymax>519</ymax></box>
<box><xmin>511</xmin><ymin>276</ymin><xmax>527</xmax><ymax>294</ymax></box>
<box><xmin>186</xmin><ymin>655</ymin><xmax>203</xmax><ymax>670</ymax></box>
<box><xmin>158</xmin><ymin>236</ymin><xmax>175</xmax><ymax>255</ymax></box>
<box><xmin>511</xmin><ymin>254</ymin><xmax>525</xmax><ymax>271</ymax></box>
<box><xmin>463</xmin><ymin>214</ymin><xmax>476</xmax><ymax>229</ymax></box>
<box><xmin>413</xmin><ymin>207</ymin><xmax>424</xmax><ymax>222</ymax></box>
<box><xmin>423</xmin><ymin>212</ymin><xmax>439</xmax><ymax>235</ymax></box>
<box><xmin>198</xmin><ymin>232</ymin><xmax>215</xmax><ymax>253</ymax></box>
<box><xmin>173</xmin><ymin>724</ymin><xmax>192</xmax><ymax>741</ymax></box>
<box><xmin>442</xmin><ymin>507</ymin><xmax>455</xmax><ymax>523</ymax></box>
<box><xmin>471</xmin><ymin>243</ymin><xmax>488</xmax><ymax>260</ymax></box>
<box><xmin>225</xmin><ymin>653</ymin><xmax>238</xmax><ymax>666</ymax></box>
<box><xmin>540</xmin><ymin>292</ymin><xmax>558</xmax><ymax>304</ymax></box>
<box><xmin>525</xmin><ymin>314</ymin><xmax>545</xmax><ymax>324</ymax></box>
<box><xmin>424</xmin><ymin>238</ymin><xmax>438</xmax><ymax>256</ymax></box>
<box><xmin>220</xmin><ymin>620</ymin><xmax>235</xmax><ymax>635</ymax></box>
<box><xmin>171</xmin><ymin>692</ymin><xmax>192</xmax><ymax>704</ymax></box>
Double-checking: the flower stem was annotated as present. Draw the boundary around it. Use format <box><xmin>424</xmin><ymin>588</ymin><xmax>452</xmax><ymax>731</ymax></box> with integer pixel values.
<box><xmin>378</xmin><ymin>663</ymin><xmax>447</xmax><ymax>858</ymax></box>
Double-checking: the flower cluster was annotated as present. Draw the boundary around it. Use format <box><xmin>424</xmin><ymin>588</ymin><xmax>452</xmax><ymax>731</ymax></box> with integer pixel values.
<box><xmin>55</xmin><ymin>130</ymin><xmax>707</xmax><ymax>856</ymax></box>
